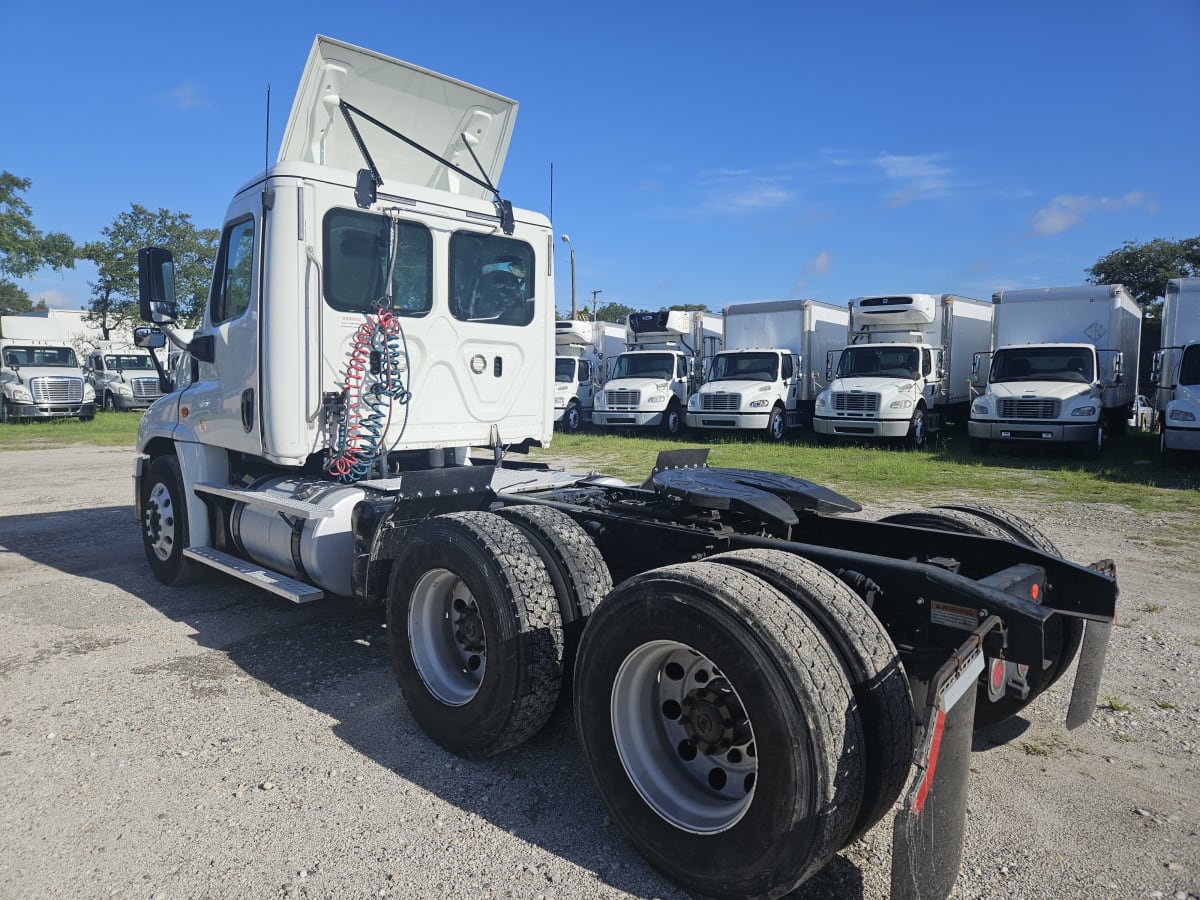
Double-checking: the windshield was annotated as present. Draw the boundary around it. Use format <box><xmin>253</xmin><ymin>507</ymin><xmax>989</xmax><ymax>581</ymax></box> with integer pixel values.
<box><xmin>3</xmin><ymin>346</ymin><xmax>79</xmax><ymax>368</ymax></box>
<box><xmin>1180</xmin><ymin>345</ymin><xmax>1200</xmax><ymax>387</ymax></box>
<box><xmin>708</xmin><ymin>352</ymin><xmax>778</xmax><ymax>382</ymax></box>
<box><xmin>555</xmin><ymin>357</ymin><xmax>577</xmax><ymax>383</ymax></box>
<box><xmin>610</xmin><ymin>352</ymin><xmax>675</xmax><ymax>381</ymax></box>
<box><xmin>104</xmin><ymin>354</ymin><xmax>156</xmax><ymax>371</ymax></box>
<box><xmin>836</xmin><ymin>346</ymin><xmax>918</xmax><ymax>379</ymax></box>
<box><xmin>990</xmin><ymin>347</ymin><xmax>1094</xmax><ymax>384</ymax></box>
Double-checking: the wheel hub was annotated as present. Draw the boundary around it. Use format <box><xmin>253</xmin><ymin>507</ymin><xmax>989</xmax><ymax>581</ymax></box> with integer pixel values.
<box><xmin>453</xmin><ymin>599</ymin><xmax>485</xmax><ymax>652</ymax></box>
<box><xmin>680</xmin><ymin>681</ymin><xmax>748</xmax><ymax>754</ymax></box>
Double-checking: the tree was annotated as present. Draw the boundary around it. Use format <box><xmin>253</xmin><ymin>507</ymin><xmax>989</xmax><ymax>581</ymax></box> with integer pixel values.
<box><xmin>1087</xmin><ymin>236</ymin><xmax>1200</xmax><ymax>393</ymax></box>
<box><xmin>592</xmin><ymin>302</ymin><xmax>637</xmax><ymax>324</ymax></box>
<box><xmin>0</xmin><ymin>279</ymin><xmax>33</xmax><ymax>317</ymax></box>
<box><xmin>0</xmin><ymin>172</ymin><xmax>76</xmax><ymax>279</ymax></box>
<box><xmin>79</xmin><ymin>205</ymin><xmax>219</xmax><ymax>338</ymax></box>
<box><xmin>1086</xmin><ymin>236</ymin><xmax>1200</xmax><ymax>309</ymax></box>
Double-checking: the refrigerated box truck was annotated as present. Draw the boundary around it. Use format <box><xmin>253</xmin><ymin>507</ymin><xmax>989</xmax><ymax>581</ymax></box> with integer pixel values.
<box><xmin>1153</xmin><ymin>277</ymin><xmax>1200</xmax><ymax>465</ymax></box>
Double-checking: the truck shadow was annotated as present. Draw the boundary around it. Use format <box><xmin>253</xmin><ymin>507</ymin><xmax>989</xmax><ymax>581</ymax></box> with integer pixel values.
<box><xmin>0</xmin><ymin>502</ymin><xmax>871</xmax><ymax>900</ymax></box>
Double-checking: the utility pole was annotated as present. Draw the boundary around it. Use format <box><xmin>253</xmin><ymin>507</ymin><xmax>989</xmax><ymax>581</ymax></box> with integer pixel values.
<box><xmin>591</xmin><ymin>289</ymin><xmax>603</xmax><ymax>321</ymax></box>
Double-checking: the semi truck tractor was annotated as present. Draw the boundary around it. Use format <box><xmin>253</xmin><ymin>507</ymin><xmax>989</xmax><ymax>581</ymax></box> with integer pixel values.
<box><xmin>591</xmin><ymin>309</ymin><xmax>722</xmax><ymax>434</ymax></box>
<box><xmin>553</xmin><ymin>319</ymin><xmax>625</xmax><ymax>432</ymax></box>
<box><xmin>0</xmin><ymin>315</ymin><xmax>96</xmax><ymax>422</ymax></box>
<box><xmin>1153</xmin><ymin>277</ymin><xmax>1200</xmax><ymax>465</ymax></box>
<box><xmin>84</xmin><ymin>340</ymin><xmax>166</xmax><ymax>410</ymax></box>
<box><xmin>686</xmin><ymin>298</ymin><xmax>848</xmax><ymax>440</ymax></box>
<box><xmin>131</xmin><ymin>36</ymin><xmax>1116</xmax><ymax>900</ymax></box>
<box><xmin>969</xmin><ymin>284</ymin><xmax>1142</xmax><ymax>459</ymax></box>
<box><xmin>812</xmin><ymin>293</ymin><xmax>992</xmax><ymax>449</ymax></box>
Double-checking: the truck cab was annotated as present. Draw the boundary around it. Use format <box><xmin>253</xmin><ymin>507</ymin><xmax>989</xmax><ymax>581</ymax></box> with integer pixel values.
<box><xmin>554</xmin><ymin>354</ymin><xmax>597</xmax><ymax>432</ymax></box>
<box><xmin>0</xmin><ymin>321</ymin><xmax>96</xmax><ymax>422</ymax></box>
<box><xmin>1154</xmin><ymin>342</ymin><xmax>1200</xmax><ymax>463</ymax></box>
<box><xmin>687</xmin><ymin>349</ymin><xmax>798</xmax><ymax>440</ymax></box>
<box><xmin>969</xmin><ymin>343</ymin><xmax>1116</xmax><ymax>458</ymax></box>
<box><xmin>815</xmin><ymin>341</ymin><xmax>940</xmax><ymax>446</ymax></box>
<box><xmin>86</xmin><ymin>343</ymin><xmax>164</xmax><ymax>410</ymax></box>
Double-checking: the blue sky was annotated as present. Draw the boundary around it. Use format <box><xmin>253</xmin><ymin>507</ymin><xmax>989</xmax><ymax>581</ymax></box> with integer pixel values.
<box><xmin>7</xmin><ymin>1</ymin><xmax>1198</xmax><ymax>317</ymax></box>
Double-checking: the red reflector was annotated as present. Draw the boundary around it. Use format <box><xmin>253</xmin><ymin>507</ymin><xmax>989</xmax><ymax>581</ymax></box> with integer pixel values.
<box><xmin>990</xmin><ymin>659</ymin><xmax>1005</xmax><ymax>691</ymax></box>
<box><xmin>1030</xmin><ymin>583</ymin><xmax>1040</xmax><ymax>600</ymax></box>
<box><xmin>911</xmin><ymin>709</ymin><xmax>946</xmax><ymax>814</ymax></box>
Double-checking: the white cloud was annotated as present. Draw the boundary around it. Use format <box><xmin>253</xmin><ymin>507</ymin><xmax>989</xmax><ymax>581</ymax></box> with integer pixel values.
<box><xmin>168</xmin><ymin>79</ymin><xmax>208</xmax><ymax>110</ymax></box>
<box><xmin>875</xmin><ymin>153</ymin><xmax>952</xmax><ymax>207</ymax></box>
<box><xmin>803</xmin><ymin>251</ymin><xmax>834</xmax><ymax>278</ymax></box>
<box><xmin>1030</xmin><ymin>191</ymin><xmax>1156</xmax><ymax>236</ymax></box>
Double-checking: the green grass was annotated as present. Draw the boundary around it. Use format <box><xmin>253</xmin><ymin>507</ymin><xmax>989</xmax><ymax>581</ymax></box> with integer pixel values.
<box><xmin>534</xmin><ymin>428</ymin><xmax>1200</xmax><ymax>515</ymax></box>
<box><xmin>0</xmin><ymin>411</ymin><xmax>143</xmax><ymax>449</ymax></box>
<box><xmin>1101</xmin><ymin>694</ymin><xmax>1134</xmax><ymax>713</ymax></box>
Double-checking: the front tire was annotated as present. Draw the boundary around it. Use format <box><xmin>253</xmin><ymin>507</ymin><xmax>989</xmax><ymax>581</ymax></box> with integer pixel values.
<box><xmin>574</xmin><ymin>561</ymin><xmax>864</xmax><ymax>899</ymax></box>
<box><xmin>140</xmin><ymin>455</ymin><xmax>198</xmax><ymax>585</ymax></box>
<box><xmin>1076</xmin><ymin>425</ymin><xmax>1103</xmax><ymax>460</ymax></box>
<box><xmin>662</xmin><ymin>401</ymin><xmax>684</xmax><ymax>436</ymax></box>
<box><xmin>764</xmin><ymin>406</ymin><xmax>785</xmax><ymax>442</ymax></box>
<box><xmin>562</xmin><ymin>401</ymin><xmax>582</xmax><ymax>434</ymax></box>
<box><xmin>904</xmin><ymin>407</ymin><xmax>927</xmax><ymax>450</ymax></box>
<box><xmin>103</xmin><ymin>392</ymin><xmax>116</xmax><ymax>412</ymax></box>
<box><xmin>387</xmin><ymin>512</ymin><xmax>564</xmax><ymax>758</ymax></box>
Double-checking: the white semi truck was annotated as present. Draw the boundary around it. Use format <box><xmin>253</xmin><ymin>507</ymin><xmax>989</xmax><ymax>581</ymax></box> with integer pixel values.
<box><xmin>686</xmin><ymin>298</ymin><xmax>848</xmax><ymax>440</ymax></box>
<box><xmin>131</xmin><ymin>35</ymin><xmax>1116</xmax><ymax>900</ymax></box>
<box><xmin>553</xmin><ymin>319</ymin><xmax>625</xmax><ymax>432</ymax></box>
<box><xmin>812</xmin><ymin>294</ymin><xmax>993</xmax><ymax>449</ymax></box>
<box><xmin>1153</xmin><ymin>276</ymin><xmax>1200</xmax><ymax>465</ymax></box>
<box><xmin>969</xmin><ymin>284</ymin><xmax>1142</xmax><ymax>459</ymax></box>
<box><xmin>84</xmin><ymin>340</ymin><xmax>166</xmax><ymax>410</ymax></box>
<box><xmin>0</xmin><ymin>315</ymin><xmax>96</xmax><ymax>422</ymax></box>
<box><xmin>591</xmin><ymin>309</ymin><xmax>722</xmax><ymax>434</ymax></box>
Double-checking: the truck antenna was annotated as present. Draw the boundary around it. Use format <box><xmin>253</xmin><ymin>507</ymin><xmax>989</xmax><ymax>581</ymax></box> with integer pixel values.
<box><xmin>264</xmin><ymin>84</ymin><xmax>271</xmax><ymax>175</ymax></box>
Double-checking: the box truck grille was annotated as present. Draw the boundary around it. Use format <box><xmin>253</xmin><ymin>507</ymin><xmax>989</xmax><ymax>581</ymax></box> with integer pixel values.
<box><xmin>132</xmin><ymin>377</ymin><xmax>162</xmax><ymax>400</ymax></box>
<box><xmin>30</xmin><ymin>377</ymin><xmax>84</xmax><ymax>404</ymax></box>
<box><xmin>605</xmin><ymin>389</ymin><xmax>640</xmax><ymax>407</ymax></box>
<box><xmin>832</xmin><ymin>392</ymin><xmax>880</xmax><ymax>412</ymax></box>
<box><xmin>999</xmin><ymin>398</ymin><xmax>1060</xmax><ymax>419</ymax></box>
<box><xmin>700</xmin><ymin>393</ymin><xmax>741</xmax><ymax>411</ymax></box>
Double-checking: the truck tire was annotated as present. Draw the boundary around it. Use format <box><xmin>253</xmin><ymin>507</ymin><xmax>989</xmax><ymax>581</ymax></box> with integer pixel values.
<box><xmin>662</xmin><ymin>400</ymin><xmax>684</xmax><ymax>436</ymax></box>
<box><xmin>387</xmin><ymin>511</ymin><xmax>564</xmax><ymax>758</ymax></box>
<box><xmin>573</xmin><ymin>561</ymin><xmax>864</xmax><ymax>900</ymax></box>
<box><xmin>562</xmin><ymin>401</ymin><xmax>582</xmax><ymax>434</ymax></box>
<box><xmin>103</xmin><ymin>392</ymin><xmax>116</xmax><ymax>412</ymax></box>
<box><xmin>1076</xmin><ymin>425</ymin><xmax>1103</xmax><ymax>460</ymax></box>
<box><xmin>140</xmin><ymin>454</ymin><xmax>200</xmax><ymax>586</ymax></box>
<box><xmin>765</xmin><ymin>405</ymin><xmax>785</xmax><ymax>442</ymax></box>
<box><xmin>494</xmin><ymin>504</ymin><xmax>612</xmax><ymax>680</ymax></box>
<box><xmin>878</xmin><ymin>506</ymin><xmax>1080</xmax><ymax>729</ymax></box>
<box><xmin>705</xmin><ymin>549</ymin><xmax>913</xmax><ymax>841</ymax></box>
<box><xmin>903</xmin><ymin>407</ymin><xmax>927</xmax><ymax>450</ymax></box>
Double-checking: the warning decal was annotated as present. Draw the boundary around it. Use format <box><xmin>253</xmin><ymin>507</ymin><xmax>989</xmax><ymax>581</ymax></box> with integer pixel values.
<box><xmin>930</xmin><ymin>599</ymin><xmax>978</xmax><ymax>631</ymax></box>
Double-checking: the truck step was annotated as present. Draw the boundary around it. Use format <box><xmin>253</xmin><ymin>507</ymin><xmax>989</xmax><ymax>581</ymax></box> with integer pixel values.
<box><xmin>193</xmin><ymin>483</ymin><xmax>333</xmax><ymax>519</ymax></box>
<box><xmin>182</xmin><ymin>546</ymin><xmax>324</xmax><ymax>604</ymax></box>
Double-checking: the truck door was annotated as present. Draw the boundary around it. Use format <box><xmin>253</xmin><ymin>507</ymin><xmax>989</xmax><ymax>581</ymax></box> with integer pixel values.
<box><xmin>183</xmin><ymin>211</ymin><xmax>261</xmax><ymax>455</ymax></box>
<box><xmin>782</xmin><ymin>353</ymin><xmax>798</xmax><ymax>411</ymax></box>
<box><xmin>577</xmin><ymin>359</ymin><xmax>595</xmax><ymax>408</ymax></box>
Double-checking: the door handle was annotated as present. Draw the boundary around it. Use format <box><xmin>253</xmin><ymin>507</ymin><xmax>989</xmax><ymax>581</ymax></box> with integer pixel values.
<box><xmin>241</xmin><ymin>389</ymin><xmax>254</xmax><ymax>432</ymax></box>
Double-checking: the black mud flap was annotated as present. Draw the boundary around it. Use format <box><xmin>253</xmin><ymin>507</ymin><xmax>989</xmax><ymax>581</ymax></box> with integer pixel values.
<box><xmin>891</xmin><ymin>623</ymin><xmax>991</xmax><ymax>900</ymax></box>
<box><xmin>1066</xmin><ymin>619</ymin><xmax>1113</xmax><ymax>729</ymax></box>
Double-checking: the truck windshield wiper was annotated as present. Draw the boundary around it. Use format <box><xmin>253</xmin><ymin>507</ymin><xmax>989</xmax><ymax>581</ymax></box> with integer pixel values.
<box><xmin>338</xmin><ymin>100</ymin><xmax>515</xmax><ymax>235</ymax></box>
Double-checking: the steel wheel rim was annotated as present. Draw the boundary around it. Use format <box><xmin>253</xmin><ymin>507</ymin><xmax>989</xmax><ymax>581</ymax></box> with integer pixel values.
<box><xmin>611</xmin><ymin>640</ymin><xmax>757</xmax><ymax>834</ymax></box>
<box><xmin>567</xmin><ymin>405</ymin><xmax>580</xmax><ymax>431</ymax></box>
<box><xmin>144</xmin><ymin>481</ymin><xmax>176</xmax><ymax>562</ymax></box>
<box><xmin>771</xmin><ymin>414</ymin><xmax>784</xmax><ymax>440</ymax></box>
<box><xmin>408</xmin><ymin>568</ymin><xmax>486</xmax><ymax>706</ymax></box>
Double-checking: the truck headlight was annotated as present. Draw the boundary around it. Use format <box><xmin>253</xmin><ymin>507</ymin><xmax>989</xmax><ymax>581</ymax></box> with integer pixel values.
<box><xmin>889</xmin><ymin>398</ymin><xmax>913</xmax><ymax>409</ymax></box>
<box><xmin>1070</xmin><ymin>405</ymin><xmax>1097</xmax><ymax>417</ymax></box>
<box><xmin>116</xmin><ymin>383</ymin><xmax>133</xmax><ymax>396</ymax></box>
<box><xmin>816</xmin><ymin>391</ymin><xmax>829</xmax><ymax>408</ymax></box>
<box><xmin>594</xmin><ymin>394</ymin><xmax>606</xmax><ymax>409</ymax></box>
<box><xmin>84</xmin><ymin>384</ymin><xmax>96</xmax><ymax>401</ymax></box>
<box><xmin>748</xmin><ymin>399</ymin><xmax>770</xmax><ymax>408</ymax></box>
<box><xmin>688</xmin><ymin>394</ymin><xmax>699</xmax><ymax>410</ymax></box>
<box><xmin>647</xmin><ymin>393</ymin><xmax>667</xmax><ymax>405</ymax></box>
<box><xmin>12</xmin><ymin>387</ymin><xmax>32</xmax><ymax>403</ymax></box>
<box><xmin>554</xmin><ymin>396</ymin><xmax>566</xmax><ymax>408</ymax></box>
<box><xmin>972</xmin><ymin>401</ymin><xmax>989</xmax><ymax>415</ymax></box>
<box><xmin>1169</xmin><ymin>409</ymin><xmax>1197</xmax><ymax>422</ymax></box>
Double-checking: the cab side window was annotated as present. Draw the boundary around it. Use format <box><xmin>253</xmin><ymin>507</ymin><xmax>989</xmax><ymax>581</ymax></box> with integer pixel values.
<box><xmin>210</xmin><ymin>217</ymin><xmax>256</xmax><ymax>324</ymax></box>
<box><xmin>781</xmin><ymin>355</ymin><xmax>794</xmax><ymax>380</ymax></box>
<box><xmin>578</xmin><ymin>360</ymin><xmax>591</xmax><ymax>382</ymax></box>
<box><xmin>449</xmin><ymin>232</ymin><xmax>535</xmax><ymax>326</ymax></box>
<box><xmin>922</xmin><ymin>348</ymin><xmax>933</xmax><ymax>376</ymax></box>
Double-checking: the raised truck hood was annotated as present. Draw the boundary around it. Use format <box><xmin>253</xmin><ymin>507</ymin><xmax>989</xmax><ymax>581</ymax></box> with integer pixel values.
<box><xmin>279</xmin><ymin>36</ymin><xmax>517</xmax><ymax>201</ymax></box>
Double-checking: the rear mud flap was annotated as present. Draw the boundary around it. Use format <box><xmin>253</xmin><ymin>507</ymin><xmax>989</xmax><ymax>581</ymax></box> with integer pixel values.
<box><xmin>891</xmin><ymin>626</ymin><xmax>988</xmax><ymax>900</ymax></box>
<box><xmin>1066</xmin><ymin>619</ymin><xmax>1113</xmax><ymax>730</ymax></box>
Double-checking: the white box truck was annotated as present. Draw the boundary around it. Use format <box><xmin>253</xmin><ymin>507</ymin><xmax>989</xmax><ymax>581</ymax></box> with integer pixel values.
<box><xmin>812</xmin><ymin>293</ymin><xmax>992</xmax><ymax>449</ymax></box>
<box><xmin>591</xmin><ymin>309</ymin><xmax>722</xmax><ymax>435</ymax></box>
<box><xmin>686</xmin><ymin>298</ymin><xmax>848</xmax><ymax>440</ymax></box>
<box><xmin>84</xmin><ymin>340</ymin><xmax>166</xmax><ymax>410</ymax></box>
<box><xmin>0</xmin><ymin>315</ymin><xmax>97</xmax><ymax>422</ymax></box>
<box><xmin>128</xmin><ymin>35</ymin><xmax>1117</xmax><ymax>900</ymax></box>
<box><xmin>969</xmin><ymin>284</ymin><xmax>1142</xmax><ymax>459</ymax></box>
<box><xmin>1153</xmin><ymin>277</ymin><xmax>1200</xmax><ymax>465</ymax></box>
<box><xmin>553</xmin><ymin>319</ymin><xmax>625</xmax><ymax>432</ymax></box>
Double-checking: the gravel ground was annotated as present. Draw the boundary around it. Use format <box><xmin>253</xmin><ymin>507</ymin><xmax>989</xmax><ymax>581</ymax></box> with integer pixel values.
<box><xmin>0</xmin><ymin>446</ymin><xmax>1198</xmax><ymax>900</ymax></box>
